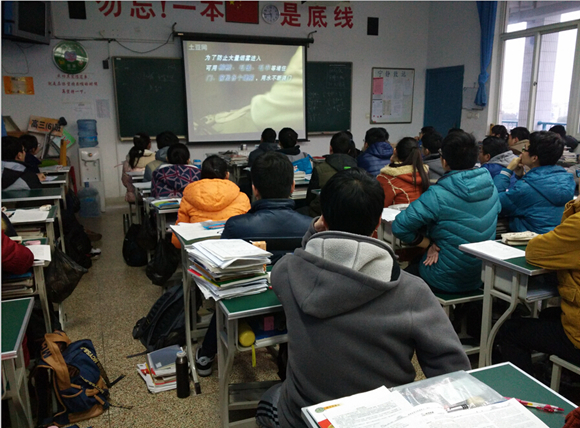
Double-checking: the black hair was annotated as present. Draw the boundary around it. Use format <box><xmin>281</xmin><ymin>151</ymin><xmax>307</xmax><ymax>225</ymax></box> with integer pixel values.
<box><xmin>441</xmin><ymin>131</ymin><xmax>478</xmax><ymax>170</ymax></box>
<box><xmin>2</xmin><ymin>136</ymin><xmax>24</xmax><ymax>160</ymax></box>
<box><xmin>527</xmin><ymin>131</ymin><xmax>564</xmax><ymax>166</ymax></box>
<box><xmin>548</xmin><ymin>125</ymin><xmax>566</xmax><ymax>139</ymax></box>
<box><xmin>364</xmin><ymin>127</ymin><xmax>388</xmax><ymax>145</ymax></box>
<box><xmin>201</xmin><ymin>155</ymin><xmax>228</xmax><ymax>179</ymax></box>
<box><xmin>261</xmin><ymin>128</ymin><xmax>276</xmax><ymax>143</ymax></box>
<box><xmin>19</xmin><ymin>134</ymin><xmax>39</xmax><ymax>153</ymax></box>
<box><xmin>278</xmin><ymin>127</ymin><xmax>298</xmax><ymax>149</ymax></box>
<box><xmin>156</xmin><ymin>131</ymin><xmax>178</xmax><ymax>149</ymax></box>
<box><xmin>481</xmin><ymin>136</ymin><xmax>510</xmax><ymax>159</ymax></box>
<box><xmin>510</xmin><ymin>126</ymin><xmax>530</xmax><ymax>141</ymax></box>
<box><xmin>330</xmin><ymin>131</ymin><xmax>351</xmax><ymax>154</ymax></box>
<box><xmin>251</xmin><ymin>151</ymin><xmax>293</xmax><ymax>199</ymax></box>
<box><xmin>421</xmin><ymin>126</ymin><xmax>436</xmax><ymax>135</ymax></box>
<box><xmin>167</xmin><ymin>143</ymin><xmax>190</xmax><ymax>165</ymax></box>
<box><xmin>128</xmin><ymin>132</ymin><xmax>151</xmax><ymax>168</ymax></box>
<box><xmin>447</xmin><ymin>128</ymin><xmax>464</xmax><ymax>135</ymax></box>
<box><xmin>491</xmin><ymin>125</ymin><xmax>508</xmax><ymax>141</ymax></box>
<box><xmin>391</xmin><ymin>137</ymin><xmax>429</xmax><ymax>193</ymax></box>
<box><xmin>421</xmin><ymin>131</ymin><xmax>443</xmax><ymax>154</ymax></box>
<box><xmin>320</xmin><ymin>168</ymin><xmax>384</xmax><ymax>236</ymax></box>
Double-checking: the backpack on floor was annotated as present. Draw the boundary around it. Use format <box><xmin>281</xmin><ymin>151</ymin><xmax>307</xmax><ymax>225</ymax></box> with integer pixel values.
<box><xmin>145</xmin><ymin>234</ymin><xmax>180</xmax><ymax>286</ymax></box>
<box><xmin>64</xmin><ymin>220</ymin><xmax>92</xmax><ymax>269</ymax></box>
<box><xmin>32</xmin><ymin>331</ymin><xmax>112</xmax><ymax>427</ymax></box>
<box><xmin>122</xmin><ymin>223</ymin><xmax>148</xmax><ymax>267</ymax></box>
<box><xmin>132</xmin><ymin>284</ymin><xmax>185</xmax><ymax>352</ymax></box>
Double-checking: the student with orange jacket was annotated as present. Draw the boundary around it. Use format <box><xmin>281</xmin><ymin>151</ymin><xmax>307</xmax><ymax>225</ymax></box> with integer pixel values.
<box><xmin>376</xmin><ymin>137</ymin><xmax>430</xmax><ymax>207</ymax></box>
<box><xmin>171</xmin><ymin>155</ymin><xmax>251</xmax><ymax>248</ymax></box>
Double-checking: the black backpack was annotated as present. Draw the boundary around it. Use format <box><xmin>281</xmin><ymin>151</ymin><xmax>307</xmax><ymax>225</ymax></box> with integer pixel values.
<box><xmin>122</xmin><ymin>224</ymin><xmax>148</xmax><ymax>267</ymax></box>
<box><xmin>64</xmin><ymin>220</ymin><xmax>92</xmax><ymax>269</ymax></box>
<box><xmin>132</xmin><ymin>284</ymin><xmax>185</xmax><ymax>352</ymax></box>
<box><xmin>146</xmin><ymin>234</ymin><xmax>180</xmax><ymax>286</ymax></box>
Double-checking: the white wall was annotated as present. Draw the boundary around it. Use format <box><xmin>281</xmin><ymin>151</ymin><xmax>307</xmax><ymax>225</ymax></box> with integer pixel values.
<box><xmin>2</xmin><ymin>1</ymin><xmax>484</xmax><ymax>199</ymax></box>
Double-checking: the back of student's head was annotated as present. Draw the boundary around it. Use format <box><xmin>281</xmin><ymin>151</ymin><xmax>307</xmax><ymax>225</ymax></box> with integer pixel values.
<box><xmin>128</xmin><ymin>132</ymin><xmax>151</xmax><ymax>168</ymax></box>
<box><xmin>156</xmin><ymin>131</ymin><xmax>178</xmax><ymax>149</ymax></box>
<box><xmin>19</xmin><ymin>134</ymin><xmax>39</xmax><ymax>153</ymax></box>
<box><xmin>481</xmin><ymin>136</ymin><xmax>509</xmax><ymax>159</ymax></box>
<box><xmin>251</xmin><ymin>151</ymin><xmax>293</xmax><ymax>199</ymax></box>
<box><xmin>393</xmin><ymin>137</ymin><xmax>429</xmax><ymax>192</ymax></box>
<box><xmin>491</xmin><ymin>125</ymin><xmax>508</xmax><ymax>141</ymax></box>
<box><xmin>201</xmin><ymin>155</ymin><xmax>228</xmax><ymax>179</ymax></box>
<box><xmin>278</xmin><ymin>127</ymin><xmax>298</xmax><ymax>148</ymax></box>
<box><xmin>528</xmin><ymin>131</ymin><xmax>564</xmax><ymax>166</ymax></box>
<box><xmin>320</xmin><ymin>168</ymin><xmax>384</xmax><ymax>236</ymax></box>
<box><xmin>421</xmin><ymin>126</ymin><xmax>436</xmax><ymax>135</ymax></box>
<box><xmin>548</xmin><ymin>125</ymin><xmax>566</xmax><ymax>139</ymax></box>
<box><xmin>330</xmin><ymin>131</ymin><xmax>351</xmax><ymax>154</ymax></box>
<box><xmin>447</xmin><ymin>128</ymin><xmax>464</xmax><ymax>136</ymax></box>
<box><xmin>421</xmin><ymin>131</ymin><xmax>443</xmax><ymax>153</ymax></box>
<box><xmin>510</xmin><ymin>126</ymin><xmax>530</xmax><ymax>141</ymax></box>
<box><xmin>261</xmin><ymin>128</ymin><xmax>276</xmax><ymax>143</ymax></box>
<box><xmin>441</xmin><ymin>131</ymin><xmax>478</xmax><ymax>170</ymax></box>
<box><xmin>2</xmin><ymin>136</ymin><xmax>23</xmax><ymax>161</ymax></box>
<box><xmin>364</xmin><ymin>127</ymin><xmax>388</xmax><ymax>145</ymax></box>
<box><xmin>167</xmin><ymin>143</ymin><xmax>190</xmax><ymax>165</ymax></box>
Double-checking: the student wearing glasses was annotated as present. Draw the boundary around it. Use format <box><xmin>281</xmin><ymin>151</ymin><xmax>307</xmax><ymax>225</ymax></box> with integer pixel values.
<box><xmin>494</xmin><ymin>131</ymin><xmax>575</xmax><ymax>234</ymax></box>
<box><xmin>1</xmin><ymin>136</ymin><xmax>45</xmax><ymax>191</ymax></box>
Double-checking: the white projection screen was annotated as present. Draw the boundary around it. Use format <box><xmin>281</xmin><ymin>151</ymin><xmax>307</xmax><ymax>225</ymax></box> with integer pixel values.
<box><xmin>181</xmin><ymin>36</ymin><xmax>307</xmax><ymax>143</ymax></box>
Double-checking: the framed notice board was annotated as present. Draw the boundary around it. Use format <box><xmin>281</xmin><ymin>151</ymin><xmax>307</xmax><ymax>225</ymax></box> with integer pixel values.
<box><xmin>113</xmin><ymin>57</ymin><xmax>187</xmax><ymax>140</ymax></box>
<box><xmin>370</xmin><ymin>68</ymin><xmax>414</xmax><ymax>124</ymax></box>
<box><xmin>306</xmin><ymin>62</ymin><xmax>352</xmax><ymax>133</ymax></box>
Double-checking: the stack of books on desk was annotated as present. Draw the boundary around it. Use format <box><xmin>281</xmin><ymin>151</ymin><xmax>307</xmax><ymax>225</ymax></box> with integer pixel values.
<box><xmin>136</xmin><ymin>345</ymin><xmax>182</xmax><ymax>393</ymax></box>
<box><xmin>151</xmin><ymin>198</ymin><xmax>181</xmax><ymax>210</ymax></box>
<box><xmin>2</xmin><ymin>272</ymin><xmax>34</xmax><ymax>297</ymax></box>
<box><xmin>187</xmin><ymin>239</ymin><xmax>271</xmax><ymax>300</ymax></box>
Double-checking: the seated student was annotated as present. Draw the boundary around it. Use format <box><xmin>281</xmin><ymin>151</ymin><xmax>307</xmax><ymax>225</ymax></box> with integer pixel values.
<box><xmin>151</xmin><ymin>143</ymin><xmax>200</xmax><ymax>199</ymax></box>
<box><xmin>494</xmin><ymin>131</ymin><xmax>575</xmax><ymax>234</ymax></box>
<box><xmin>508</xmin><ymin>126</ymin><xmax>530</xmax><ymax>155</ymax></box>
<box><xmin>421</xmin><ymin>131</ymin><xmax>445</xmax><ymax>181</ymax></box>
<box><xmin>19</xmin><ymin>134</ymin><xmax>42</xmax><ymax>173</ymax></box>
<box><xmin>195</xmin><ymin>152</ymin><xmax>311</xmax><ymax>376</ymax></box>
<box><xmin>495</xmin><ymin>197</ymin><xmax>580</xmax><ymax>375</ymax></box>
<box><xmin>418</xmin><ymin>125</ymin><xmax>435</xmax><ymax>141</ymax></box>
<box><xmin>276</xmin><ymin>127</ymin><xmax>307</xmax><ymax>163</ymax></box>
<box><xmin>392</xmin><ymin>131</ymin><xmax>500</xmax><ymax>293</ymax></box>
<box><xmin>2</xmin><ymin>136</ymin><xmax>45</xmax><ymax>191</ymax></box>
<box><xmin>171</xmin><ymin>155</ymin><xmax>250</xmax><ymax>248</ymax></box>
<box><xmin>122</xmin><ymin>132</ymin><xmax>156</xmax><ymax>203</ymax></box>
<box><xmin>490</xmin><ymin>124</ymin><xmax>508</xmax><ymax>142</ymax></box>
<box><xmin>305</xmin><ymin>131</ymin><xmax>357</xmax><ymax>217</ymax></box>
<box><xmin>357</xmin><ymin>127</ymin><xmax>393</xmax><ymax>177</ymax></box>
<box><xmin>377</xmin><ymin>137</ymin><xmax>429</xmax><ymax>207</ymax></box>
<box><xmin>2</xmin><ymin>230</ymin><xmax>34</xmax><ymax>275</ymax></box>
<box><xmin>248</xmin><ymin>128</ymin><xmax>278</xmax><ymax>167</ymax></box>
<box><xmin>479</xmin><ymin>136</ymin><xmax>518</xmax><ymax>182</ymax></box>
<box><xmin>256</xmin><ymin>168</ymin><xmax>470</xmax><ymax>428</ymax></box>
<box><xmin>549</xmin><ymin>124</ymin><xmax>579</xmax><ymax>152</ymax></box>
<box><xmin>144</xmin><ymin>131</ymin><xmax>179</xmax><ymax>181</ymax></box>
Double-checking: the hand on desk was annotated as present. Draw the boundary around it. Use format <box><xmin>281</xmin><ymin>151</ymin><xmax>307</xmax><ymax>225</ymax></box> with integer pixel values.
<box><xmin>37</xmin><ymin>173</ymin><xmax>46</xmax><ymax>182</ymax></box>
<box><xmin>423</xmin><ymin>243</ymin><xmax>440</xmax><ymax>266</ymax></box>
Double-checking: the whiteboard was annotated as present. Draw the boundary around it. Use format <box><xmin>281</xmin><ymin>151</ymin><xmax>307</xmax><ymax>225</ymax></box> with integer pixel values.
<box><xmin>370</xmin><ymin>68</ymin><xmax>414</xmax><ymax>124</ymax></box>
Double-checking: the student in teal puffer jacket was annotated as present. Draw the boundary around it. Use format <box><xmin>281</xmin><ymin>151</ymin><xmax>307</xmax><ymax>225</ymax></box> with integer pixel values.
<box><xmin>494</xmin><ymin>131</ymin><xmax>575</xmax><ymax>235</ymax></box>
<box><xmin>393</xmin><ymin>131</ymin><xmax>501</xmax><ymax>293</ymax></box>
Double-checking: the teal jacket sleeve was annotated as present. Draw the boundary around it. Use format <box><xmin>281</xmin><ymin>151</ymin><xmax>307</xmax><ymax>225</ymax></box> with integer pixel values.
<box><xmin>392</xmin><ymin>189</ymin><xmax>440</xmax><ymax>245</ymax></box>
<box><xmin>494</xmin><ymin>168</ymin><xmax>521</xmax><ymax>217</ymax></box>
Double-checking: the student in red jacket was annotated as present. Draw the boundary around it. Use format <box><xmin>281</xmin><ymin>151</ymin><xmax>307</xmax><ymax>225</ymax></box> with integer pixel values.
<box><xmin>1</xmin><ymin>230</ymin><xmax>34</xmax><ymax>274</ymax></box>
<box><xmin>377</xmin><ymin>137</ymin><xmax>430</xmax><ymax>207</ymax></box>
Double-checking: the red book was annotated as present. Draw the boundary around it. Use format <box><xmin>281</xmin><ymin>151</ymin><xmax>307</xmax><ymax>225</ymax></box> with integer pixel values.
<box><xmin>225</xmin><ymin>1</ymin><xmax>259</xmax><ymax>24</ymax></box>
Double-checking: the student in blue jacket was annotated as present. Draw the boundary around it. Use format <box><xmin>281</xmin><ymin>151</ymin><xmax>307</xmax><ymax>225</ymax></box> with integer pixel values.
<box><xmin>357</xmin><ymin>127</ymin><xmax>393</xmax><ymax>177</ymax></box>
<box><xmin>392</xmin><ymin>131</ymin><xmax>500</xmax><ymax>293</ymax></box>
<box><xmin>494</xmin><ymin>131</ymin><xmax>575</xmax><ymax>235</ymax></box>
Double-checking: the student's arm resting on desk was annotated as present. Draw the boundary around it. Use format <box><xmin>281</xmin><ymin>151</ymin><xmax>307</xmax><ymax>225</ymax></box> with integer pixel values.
<box><xmin>171</xmin><ymin>199</ymin><xmax>193</xmax><ymax>248</ymax></box>
<box><xmin>1</xmin><ymin>231</ymin><xmax>34</xmax><ymax>274</ymax></box>
<box><xmin>392</xmin><ymin>190</ymin><xmax>440</xmax><ymax>247</ymax></box>
<box><xmin>494</xmin><ymin>169</ymin><xmax>523</xmax><ymax>217</ymax></box>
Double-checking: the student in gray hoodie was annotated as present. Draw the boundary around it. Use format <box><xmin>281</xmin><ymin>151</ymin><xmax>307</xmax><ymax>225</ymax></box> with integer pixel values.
<box><xmin>256</xmin><ymin>168</ymin><xmax>470</xmax><ymax>428</ymax></box>
<box><xmin>421</xmin><ymin>131</ymin><xmax>445</xmax><ymax>182</ymax></box>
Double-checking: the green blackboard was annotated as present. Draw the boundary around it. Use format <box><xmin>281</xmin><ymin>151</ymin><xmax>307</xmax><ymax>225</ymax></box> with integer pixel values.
<box><xmin>113</xmin><ymin>57</ymin><xmax>187</xmax><ymax>139</ymax></box>
<box><xmin>306</xmin><ymin>62</ymin><xmax>352</xmax><ymax>133</ymax></box>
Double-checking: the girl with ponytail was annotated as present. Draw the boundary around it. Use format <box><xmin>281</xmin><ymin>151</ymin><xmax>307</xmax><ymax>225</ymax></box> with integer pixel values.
<box><xmin>122</xmin><ymin>132</ymin><xmax>155</xmax><ymax>202</ymax></box>
<box><xmin>377</xmin><ymin>137</ymin><xmax>430</xmax><ymax>207</ymax></box>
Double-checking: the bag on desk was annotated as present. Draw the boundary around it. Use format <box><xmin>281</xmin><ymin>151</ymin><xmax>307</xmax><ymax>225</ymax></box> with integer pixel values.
<box><xmin>122</xmin><ymin>224</ymin><xmax>148</xmax><ymax>267</ymax></box>
<box><xmin>292</xmin><ymin>154</ymin><xmax>313</xmax><ymax>175</ymax></box>
<box><xmin>45</xmin><ymin>246</ymin><xmax>88</xmax><ymax>304</ymax></box>
<box><xmin>146</xmin><ymin>234</ymin><xmax>179</xmax><ymax>286</ymax></box>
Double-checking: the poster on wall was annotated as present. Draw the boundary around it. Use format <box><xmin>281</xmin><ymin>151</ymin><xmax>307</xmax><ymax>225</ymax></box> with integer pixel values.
<box><xmin>370</xmin><ymin>68</ymin><xmax>414</xmax><ymax>124</ymax></box>
<box><xmin>3</xmin><ymin>76</ymin><xmax>34</xmax><ymax>95</ymax></box>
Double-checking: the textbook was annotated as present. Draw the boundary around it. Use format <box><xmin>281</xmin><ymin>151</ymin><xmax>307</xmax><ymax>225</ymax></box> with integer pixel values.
<box><xmin>151</xmin><ymin>198</ymin><xmax>181</xmax><ymax>210</ymax></box>
<box><xmin>147</xmin><ymin>344</ymin><xmax>181</xmax><ymax>377</ymax></box>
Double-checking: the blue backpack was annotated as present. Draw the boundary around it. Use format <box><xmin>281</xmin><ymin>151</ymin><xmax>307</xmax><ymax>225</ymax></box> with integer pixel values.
<box><xmin>292</xmin><ymin>154</ymin><xmax>313</xmax><ymax>174</ymax></box>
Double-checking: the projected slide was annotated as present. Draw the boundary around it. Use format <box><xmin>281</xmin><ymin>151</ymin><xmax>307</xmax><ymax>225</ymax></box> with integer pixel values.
<box><xmin>182</xmin><ymin>40</ymin><xmax>306</xmax><ymax>143</ymax></box>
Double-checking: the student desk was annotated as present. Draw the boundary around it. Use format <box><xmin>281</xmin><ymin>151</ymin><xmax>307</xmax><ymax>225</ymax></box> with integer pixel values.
<box><xmin>1</xmin><ymin>297</ymin><xmax>35</xmax><ymax>428</ymax></box>
<box><xmin>132</xmin><ymin>182</ymin><xmax>152</xmax><ymax>225</ymax></box>
<box><xmin>290</xmin><ymin>178</ymin><xmax>310</xmax><ymax>201</ymax></box>
<box><xmin>41</xmin><ymin>172</ymin><xmax>67</xmax><ymax>209</ymax></box>
<box><xmin>149</xmin><ymin>200</ymin><xmax>179</xmax><ymax>241</ymax></box>
<box><xmin>2</xmin><ymin>188</ymin><xmax>65</xmax><ymax>252</ymax></box>
<box><xmin>7</xmin><ymin>205</ymin><xmax>58</xmax><ymax>250</ymax></box>
<box><xmin>127</xmin><ymin>170</ymin><xmax>145</xmax><ymax>181</ymax></box>
<box><xmin>217</xmin><ymin>290</ymin><xmax>286</xmax><ymax>428</ymax></box>
<box><xmin>39</xmin><ymin>165</ymin><xmax>71</xmax><ymax>175</ymax></box>
<box><xmin>459</xmin><ymin>242</ymin><xmax>556</xmax><ymax>367</ymax></box>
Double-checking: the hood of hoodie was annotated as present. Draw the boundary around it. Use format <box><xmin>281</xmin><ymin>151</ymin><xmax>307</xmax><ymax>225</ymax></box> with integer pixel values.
<box><xmin>437</xmin><ymin>168</ymin><xmax>495</xmax><ymax>203</ymax></box>
<box><xmin>182</xmin><ymin>178</ymin><xmax>242</xmax><ymax>212</ymax></box>
<box><xmin>258</xmin><ymin>142</ymin><xmax>279</xmax><ymax>152</ymax></box>
<box><xmin>287</xmin><ymin>231</ymin><xmax>401</xmax><ymax>319</ymax></box>
<box><xmin>488</xmin><ymin>150</ymin><xmax>517</xmax><ymax>167</ymax></box>
<box><xmin>155</xmin><ymin>146</ymin><xmax>170</xmax><ymax>161</ymax></box>
<box><xmin>324</xmin><ymin>153</ymin><xmax>358</xmax><ymax>171</ymax></box>
<box><xmin>379</xmin><ymin>164</ymin><xmax>429</xmax><ymax>184</ymax></box>
<box><xmin>524</xmin><ymin>165</ymin><xmax>576</xmax><ymax>206</ymax></box>
<box><xmin>278</xmin><ymin>145</ymin><xmax>301</xmax><ymax>156</ymax></box>
<box><xmin>365</xmin><ymin>141</ymin><xmax>393</xmax><ymax>160</ymax></box>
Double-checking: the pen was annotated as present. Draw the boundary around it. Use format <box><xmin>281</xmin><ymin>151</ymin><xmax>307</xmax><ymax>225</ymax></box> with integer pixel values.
<box><xmin>506</xmin><ymin>397</ymin><xmax>564</xmax><ymax>413</ymax></box>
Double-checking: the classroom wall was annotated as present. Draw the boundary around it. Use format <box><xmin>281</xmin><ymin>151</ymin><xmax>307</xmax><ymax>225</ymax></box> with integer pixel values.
<box><xmin>1</xmin><ymin>1</ymin><xmax>483</xmax><ymax>200</ymax></box>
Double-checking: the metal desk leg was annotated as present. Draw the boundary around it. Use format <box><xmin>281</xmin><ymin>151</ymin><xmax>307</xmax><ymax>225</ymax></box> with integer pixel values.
<box><xmin>217</xmin><ymin>305</ymin><xmax>237</xmax><ymax>428</ymax></box>
<box><xmin>61</xmin><ymin>183</ymin><xmax>67</xmax><ymax>210</ymax></box>
<box><xmin>3</xmin><ymin>348</ymin><xmax>34</xmax><ymax>428</ymax></box>
<box><xmin>55</xmin><ymin>199</ymin><xmax>66</xmax><ymax>253</ymax></box>
<box><xmin>33</xmin><ymin>265</ymin><xmax>52</xmax><ymax>333</ymax></box>
<box><xmin>479</xmin><ymin>262</ymin><xmax>495</xmax><ymax>367</ymax></box>
<box><xmin>183</xmin><ymin>247</ymin><xmax>201</xmax><ymax>394</ymax></box>
<box><xmin>46</xmin><ymin>223</ymin><xmax>56</xmax><ymax>251</ymax></box>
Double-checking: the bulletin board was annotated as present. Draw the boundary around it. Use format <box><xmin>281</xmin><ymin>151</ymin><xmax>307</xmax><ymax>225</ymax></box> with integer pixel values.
<box><xmin>370</xmin><ymin>68</ymin><xmax>414</xmax><ymax>124</ymax></box>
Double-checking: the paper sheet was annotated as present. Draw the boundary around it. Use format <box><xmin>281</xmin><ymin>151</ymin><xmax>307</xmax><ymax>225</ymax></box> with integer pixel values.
<box><xmin>381</xmin><ymin>208</ymin><xmax>402</xmax><ymax>222</ymax></box>
<box><xmin>9</xmin><ymin>209</ymin><xmax>49</xmax><ymax>223</ymax></box>
<box><xmin>26</xmin><ymin>245</ymin><xmax>51</xmax><ymax>261</ymax></box>
<box><xmin>170</xmin><ymin>223</ymin><xmax>222</xmax><ymax>242</ymax></box>
<box><xmin>42</xmin><ymin>175</ymin><xmax>58</xmax><ymax>182</ymax></box>
<box><xmin>461</xmin><ymin>240</ymin><xmax>526</xmax><ymax>260</ymax></box>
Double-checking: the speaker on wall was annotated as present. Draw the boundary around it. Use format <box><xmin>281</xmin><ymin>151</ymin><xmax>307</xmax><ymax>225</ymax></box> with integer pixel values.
<box><xmin>367</xmin><ymin>17</ymin><xmax>379</xmax><ymax>36</ymax></box>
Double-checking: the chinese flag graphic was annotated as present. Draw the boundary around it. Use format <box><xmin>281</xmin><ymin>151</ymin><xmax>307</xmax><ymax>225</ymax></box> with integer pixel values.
<box><xmin>225</xmin><ymin>1</ymin><xmax>259</xmax><ymax>24</ymax></box>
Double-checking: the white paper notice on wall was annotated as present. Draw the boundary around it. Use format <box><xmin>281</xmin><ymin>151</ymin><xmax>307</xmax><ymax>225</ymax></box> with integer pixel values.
<box><xmin>96</xmin><ymin>99</ymin><xmax>111</xmax><ymax>118</ymax></box>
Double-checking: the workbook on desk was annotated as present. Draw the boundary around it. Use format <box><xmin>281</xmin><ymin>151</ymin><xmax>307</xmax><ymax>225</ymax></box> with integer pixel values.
<box><xmin>151</xmin><ymin>198</ymin><xmax>181</xmax><ymax>210</ymax></box>
<box><xmin>188</xmin><ymin>239</ymin><xmax>271</xmax><ymax>270</ymax></box>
